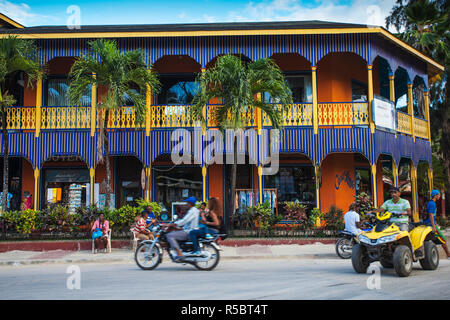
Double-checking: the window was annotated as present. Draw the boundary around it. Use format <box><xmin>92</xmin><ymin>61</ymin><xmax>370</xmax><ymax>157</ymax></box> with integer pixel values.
<box><xmin>156</xmin><ymin>74</ymin><xmax>199</xmax><ymax>105</ymax></box>
<box><xmin>263</xmin><ymin>73</ymin><xmax>312</xmax><ymax>103</ymax></box>
<box><xmin>352</xmin><ymin>80</ymin><xmax>368</xmax><ymax>102</ymax></box>
<box><xmin>45</xmin><ymin>77</ymin><xmax>91</xmax><ymax>107</ymax></box>
<box><xmin>264</xmin><ymin>166</ymin><xmax>316</xmax><ymax>214</ymax></box>
<box><xmin>413</xmin><ymin>80</ymin><xmax>425</xmax><ymax>118</ymax></box>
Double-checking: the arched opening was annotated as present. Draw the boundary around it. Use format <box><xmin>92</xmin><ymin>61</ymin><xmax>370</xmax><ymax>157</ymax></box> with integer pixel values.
<box><xmin>44</xmin><ymin>57</ymin><xmax>91</xmax><ymax>107</ymax></box>
<box><xmin>152</xmin><ymin>55</ymin><xmax>202</xmax><ymax>105</ymax></box>
<box><xmin>320</xmin><ymin>152</ymin><xmax>371</xmax><ymax>213</ymax></box>
<box><xmin>113</xmin><ymin>155</ymin><xmax>144</xmax><ymax>208</ymax></box>
<box><xmin>268</xmin><ymin>53</ymin><xmax>312</xmax><ymax>104</ymax></box>
<box><xmin>417</xmin><ymin>160</ymin><xmax>430</xmax><ymax>215</ymax></box>
<box><xmin>40</xmin><ymin>155</ymin><xmax>89</xmax><ymax>211</ymax></box>
<box><xmin>413</xmin><ymin>76</ymin><xmax>427</xmax><ymax>119</ymax></box>
<box><xmin>376</xmin><ymin>154</ymin><xmax>396</xmax><ymax>205</ymax></box>
<box><xmin>316</xmin><ymin>52</ymin><xmax>368</xmax><ymax>103</ymax></box>
<box><xmin>394</xmin><ymin>67</ymin><xmax>410</xmax><ymax>113</ymax></box>
<box><xmin>373</xmin><ymin>56</ymin><xmax>392</xmax><ymax>101</ymax></box>
<box><xmin>151</xmin><ymin>153</ymin><xmax>202</xmax><ymax>221</ymax></box>
<box><xmin>0</xmin><ymin>156</ymin><xmax>34</xmax><ymax>211</ymax></box>
<box><xmin>398</xmin><ymin>158</ymin><xmax>413</xmax><ymax>208</ymax></box>
<box><xmin>263</xmin><ymin>153</ymin><xmax>315</xmax><ymax>215</ymax></box>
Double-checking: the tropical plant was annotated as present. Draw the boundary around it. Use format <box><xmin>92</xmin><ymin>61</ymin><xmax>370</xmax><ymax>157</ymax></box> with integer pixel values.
<box><xmin>386</xmin><ymin>0</ymin><xmax>450</xmax><ymax>207</ymax></box>
<box><xmin>135</xmin><ymin>198</ymin><xmax>162</xmax><ymax>217</ymax></box>
<box><xmin>0</xmin><ymin>35</ymin><xmax>41</xmax><ymax>238</ymax></box>
<box><xmin>192</xmin><ymin>54</ymin><xmax>292</xmax><ymax>230</ymax></box>
<box><xmin>355</xmin><ymin>192</ymin><xmax>375</xmax><ymax>219</ymax></box>
<box><xmin>308</xmin><ymin>207</ymin><xmax>324</xmax><ymax>229</ymax></box>
<box><xmin>15</xmin><ymin>209</ymin><xmax>40</xmax><ymax>235</ymax></box>
<box><xmin>250</xmin><ymin>201</ymin><xmax>281</xmax><ymax>237</ymax></box>
<box><xmin>282</xmin><ymin>201</ymin><xmax>307</xmax><ymax>224</ymax></box>
<box><xmin>322</xmin><ymin>206</ymin><xmax>345</xmax><ymax>231</ymax></box>
<box><xmin>68</xmin><ymin>39</ymin><xmax>160</xmax><ymax>208</ymax></box>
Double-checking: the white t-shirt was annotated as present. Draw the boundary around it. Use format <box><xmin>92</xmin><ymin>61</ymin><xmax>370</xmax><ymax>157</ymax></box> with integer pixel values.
<box><xmin>344</xmin><ymin>210</ymin><xmax>361</xmax><ymax>235</ymax></box>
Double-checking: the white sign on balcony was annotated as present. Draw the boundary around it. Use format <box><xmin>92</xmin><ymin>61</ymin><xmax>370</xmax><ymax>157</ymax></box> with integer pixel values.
<box><xmin>372</xmin><ymin>95</ymin><xmax>396</xmax><ymax>132</ymax></box>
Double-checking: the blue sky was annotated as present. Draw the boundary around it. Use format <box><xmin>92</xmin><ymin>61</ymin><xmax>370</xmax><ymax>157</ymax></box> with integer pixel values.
<box><xmin>1</xmin><ymin>0</ymin><xmax>397</xmax><ymax>30</ymax></box>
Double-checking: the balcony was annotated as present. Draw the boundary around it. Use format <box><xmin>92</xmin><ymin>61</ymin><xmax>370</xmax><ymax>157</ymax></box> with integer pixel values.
<box><xmin>1</xmin><ymin>102</ymin><xmax>429</xmax><ymax>141</ymax></box>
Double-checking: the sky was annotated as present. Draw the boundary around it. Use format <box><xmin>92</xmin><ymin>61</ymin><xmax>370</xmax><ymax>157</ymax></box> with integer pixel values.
<box><xmin>0</xmin><ymin>0</ymin><xmax>398</xmax><ymax>30</ymax></box>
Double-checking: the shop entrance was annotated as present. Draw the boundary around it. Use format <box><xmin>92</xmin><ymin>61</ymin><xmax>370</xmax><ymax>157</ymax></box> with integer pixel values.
<box><xmin>115</xmin><ymin>156</ymin><xmax>143</xmax><ymax>208</ymax></box>
<box><xmin>40</xmin><ymin>157</ymin><xmax>89</xmax><ymax>212</ymax></box>
<box><xmin>0</xmin><ymin>157</ymin><xmax>23</xmax><ymax>211</ymax></box>
<box><xmin>153</xmin><ymin>165</ymin><xmax>202</xmax><ymax>220</ymax></box>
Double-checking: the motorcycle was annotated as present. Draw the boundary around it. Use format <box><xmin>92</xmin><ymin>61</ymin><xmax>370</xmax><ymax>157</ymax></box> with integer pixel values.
<box><xmin>134</xmin><ymin>223</ymin><xmax>226</xmax><ymax>271</ymax></box>
<box><xmin>335</xmin><ymin>215</ymin><xmax>375</xmax><ymax>259</ymax></box>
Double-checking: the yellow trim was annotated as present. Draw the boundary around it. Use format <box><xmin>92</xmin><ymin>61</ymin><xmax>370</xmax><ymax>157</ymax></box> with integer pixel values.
<box><xmin>411</xmin><ymin>164</ymin><xmax>418</xmax><ymax>222</ymax></box>
<box><xmin>33</xmin><ymin>169</ymin><xmax>40</xmax><ymax>210</ymax></box>
<box><xmin>427</xmin><ymin>167</ymin><xmax>433</xmax><ymax>196</ymax></box>
<box><xmin>371</xmin><ymin>164</ymin><xmax>377</xmax><ymax>208</ymax></box>
<box><xmin>145</xmin><ymin>167</ymin><xmax>151</xmax><ymax>201</ymax></box>
<box><xmin>35</xmin><ymin>74</ymin><xmax>42</xmax><ymax>138</ymax></box>
<box><xmin>424</xmin><ymin>91</ymin><xmax>431</xmax><ymax>141</ymax></box>
<box><xmin>407</xmin><ymin>83</ymin><xmax>414</xmax><ymax>141</ymax></box>
<box><xmin>389</xmin><ymin>75</ymin><xmax>395</xmax><ymax>103</ymax></box>
<box><xmin>145</xmin><ymin>83</ymin><xmax>151</xmax><ymax>136</ymax></box>
<box><xmin>392</xmin><ymin>160</ymin><xmax>398</xmax><ymax>188</ymax></box>
<box><xmin>367</xmin><ymin>65</ymin><xmax>374</xmax><ymax>133</ymax></box>
<box><xmin>311</xmin><ymin>66</ymin><xmax>318</xmax><ymax>134</ymax></box>
<box><xmin>0</xmin><ymin>13</ymin><xmax>25</xmax><ymax>29</ymax></box>
<box><xmin>89</xmin><ymin>168</ymin><xmax>95</xmax><ymax>205</ymax></box>
<box><xmin>202</xmin><ymin>166</ymin><xmax>207</xmax><ymax>202</ymax></box>
<box><xmin>91</xmin><ymin>74</ymin><xmax>97</xmax><ymax>137</ymax></box>
<box><xmin>258</xmin><ymin>166</ymin><xmax>263</xmax><ymax>204</ymax></box>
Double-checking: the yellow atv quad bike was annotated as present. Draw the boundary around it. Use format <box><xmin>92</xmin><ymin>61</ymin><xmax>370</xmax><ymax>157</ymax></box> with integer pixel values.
<box><xmin>352</xmin><ymin>211</ymin><xmax>444</xmax><ymax>277</ymax></box>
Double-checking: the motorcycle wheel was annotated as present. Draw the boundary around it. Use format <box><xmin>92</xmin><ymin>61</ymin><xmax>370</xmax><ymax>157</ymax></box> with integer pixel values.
<box><xmin>393</xmin><ymin>245</ymin><xmax>413</xmax><ymax>277</ymax></box>
<box><xmin>135</xmin><ymin>242</ymin><xmax>162</xmax><ymax>270</ymax></box>
<box><xmin>335</xmin><ymin>237</ymin><xmax>353</xmax><ymax>259</ymax></box>
<box><xmin>194</xmin><ymin>243</ymin><xmax>220</xmax><ymax>271</ymax></box>
<box><xmin>351</xmin><ymin>243</ymin><xmax>370</xmax><ymax>273</ymax></box>
<box><xmin>419</xmin><ymin>241</ymin><xmax>439</xmax><ymax>270</ymax></box>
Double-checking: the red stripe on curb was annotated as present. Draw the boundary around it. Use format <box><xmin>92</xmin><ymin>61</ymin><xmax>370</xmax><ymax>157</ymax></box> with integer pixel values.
<box><xmin>0</xmin><ymin>238</ymin><xmax>338</xmax><ymax>252</ymax></box>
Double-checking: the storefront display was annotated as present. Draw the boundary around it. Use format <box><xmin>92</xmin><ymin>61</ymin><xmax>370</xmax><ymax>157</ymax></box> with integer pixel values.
<box><xmin>42</xmin><ymin>168</ymin><xmax>89</xmax><ymax>209</ymax></box>
<box><xmin>264</xmin><ymin>166</ymin><xmax>315</xmax><ymax>215</ymax></box>
<box><xmin>153</xmin><ymin>166</ymin><xmax>202</xmax><ymax>216</ymax></box>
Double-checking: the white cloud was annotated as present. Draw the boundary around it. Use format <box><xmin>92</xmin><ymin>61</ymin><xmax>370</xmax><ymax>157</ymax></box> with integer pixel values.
<box><xmin>227</xmin><ymin>0</ymin><xmax>397</xmax><ymax>31</ymax></box>
<box><xmin>0</xmin><ymin>0</ymin><xmax>53</xmax><ymax>26</ymax></box>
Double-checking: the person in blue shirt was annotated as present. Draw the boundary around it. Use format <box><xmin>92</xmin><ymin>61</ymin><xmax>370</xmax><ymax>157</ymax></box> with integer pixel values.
<box><xmin>423</xmin><ymin>190</ymin><xmax>450</xmax><ymax>258</ymax></box>
<box><xmin>145</xmin><ymin>207</ymin><xmax>157</xmax><ymax>230</ymax></box>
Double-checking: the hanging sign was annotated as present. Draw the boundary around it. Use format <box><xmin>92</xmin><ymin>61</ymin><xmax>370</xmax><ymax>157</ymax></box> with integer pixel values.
<box><xmin>372</xmin><ymin>95</ymin><xmax>396</xmax><ymax>132</ymax></box>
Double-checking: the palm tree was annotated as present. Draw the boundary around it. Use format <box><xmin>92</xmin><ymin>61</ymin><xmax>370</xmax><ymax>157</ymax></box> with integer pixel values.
<box><xmin>192</xmin><ymin>54</ymin><xmax>292</xmax><ymax>231</ymax></box>
<box><xmin>0</xmin><ymin>36</ymin><xmax>41</xmax><ymax>223</ymax></box>
<box><xmin>387</xmin><ymin>0</ymin><xmax>450</xmax><ymax>206</ymax></box>
<box><xmin>68</xmin><ymin>39</ymin><xmax>160</xmax><ymax>208</ymax></box>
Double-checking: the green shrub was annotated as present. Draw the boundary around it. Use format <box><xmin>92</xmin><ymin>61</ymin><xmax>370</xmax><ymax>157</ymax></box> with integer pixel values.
<box><xmin>323</xmin><ymin>206</ymin><xmax>345</xmax><ymax>230</ymax></box>
<box><xmin>135</xmin><ymin>199</ymin><xmax>162</xmax><ymax>217</ymax></box>
<box><xmin>15</xmin><ymin>210</ymin><xmax>41</xmax><ymax>235</ymax></box>
<box><xmin>308</xmin><ymin>207</ymin><xmax>324</xmax><ymax>229</ymax></box>
<box><xmin>282</xmin><ymin>201</ymin><xmax>307</xmax><ymax>224</ymax></box>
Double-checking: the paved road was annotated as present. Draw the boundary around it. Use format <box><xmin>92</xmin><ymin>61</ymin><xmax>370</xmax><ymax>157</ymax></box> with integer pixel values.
<box><xmin>1</xmin><ymin>257</ymin><xmax>449</xmax><ymax>300</ymax></box>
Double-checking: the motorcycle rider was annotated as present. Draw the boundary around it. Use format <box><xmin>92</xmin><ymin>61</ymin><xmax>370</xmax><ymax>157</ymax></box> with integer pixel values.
<box><xmin>344</xmin><ymin>202</ymin><xmax>362</xmax><ymax>235</ymax></box>
<box><xmin>370</xmin><ymin>186</ymin><xmax>411</xmax><ymax>231</ymax></box>
<box><xmin>164</xmin><ymin>196</ymin><xmax>199</xmax><ymax>261</ymax></box>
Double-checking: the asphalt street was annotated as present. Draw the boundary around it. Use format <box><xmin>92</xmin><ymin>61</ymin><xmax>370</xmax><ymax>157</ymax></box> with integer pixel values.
<box><xmin>1</xmin><ymin>257</ymin><xmax>449</xmax><ymax>300</ymax></box>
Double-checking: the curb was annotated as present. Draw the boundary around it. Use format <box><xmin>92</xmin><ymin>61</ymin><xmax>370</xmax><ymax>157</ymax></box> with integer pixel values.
<box><xmin>0</xmin><ymin>253</ymin><xmax>338</xmax><ymax>267</ymax></box>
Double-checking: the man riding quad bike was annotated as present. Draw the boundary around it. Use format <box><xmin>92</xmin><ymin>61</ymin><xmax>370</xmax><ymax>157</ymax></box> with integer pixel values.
<box><xmin>352</xmin><ymin>211</ymin><xmax>445</xmax><ymax>277</ymax></box>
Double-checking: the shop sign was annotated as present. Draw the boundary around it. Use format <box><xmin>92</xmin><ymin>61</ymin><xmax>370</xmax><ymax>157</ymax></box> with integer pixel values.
<box><xmin>372</xmin><ymin>95</ymin><xmax>396</xmax><ymax>132</ymax></box>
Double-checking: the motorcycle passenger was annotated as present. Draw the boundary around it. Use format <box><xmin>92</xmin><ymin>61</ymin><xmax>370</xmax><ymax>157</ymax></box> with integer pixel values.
<box><xmin>371</xmin><ymin>187</ymin><xmax>411</xmax><ymax>231</ymax></box>
<box><xmin>423</xmin><ymin>190</ymin><xmax>450</xmax><ymax>258</ymax></box>
<box><xmin>189</xmin><ymin>197</ymin><xmax>222</xmax><ymax>256</ymax></box>
<box><xmin>344</xmin><ymin>202</ymin><xmax>362</xmax><ymax>235</ymax></box>
<box><xmin>165</xmin><ymin>197</ymin><xmax>200</xmax><ymax>261</ymax></box>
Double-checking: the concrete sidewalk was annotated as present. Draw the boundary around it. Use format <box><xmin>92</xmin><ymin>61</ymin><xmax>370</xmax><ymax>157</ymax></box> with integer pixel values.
<box><xmin>0</xmin><ymin>242</ymin><xmax>338</xmax><ymax>266</ymax></box>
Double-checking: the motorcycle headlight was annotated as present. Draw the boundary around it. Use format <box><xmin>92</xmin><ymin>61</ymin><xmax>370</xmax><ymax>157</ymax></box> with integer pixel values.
<box><xmin>377</xmin><ymin>234</ymin><xmax>397</xmax><ymax>244</ymax></box>
<box><xmin>358</xmin><ymin>235</ymin><xmax>371</xmax><ymax>244</ymax></box>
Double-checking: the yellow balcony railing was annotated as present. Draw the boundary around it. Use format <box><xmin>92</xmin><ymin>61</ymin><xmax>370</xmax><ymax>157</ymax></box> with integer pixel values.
<box><xmin>206</xmin><ymin>105</ymin><xmax>256</xmax><ymax>128</ymax></box>
<box><xmin>318</xmin><ymin>102</ymin><xmax>369</xmax><ymax>126</ymax></box>
<box><xmin>105</xmin><ymin>107</ymin><xmax>143</xmax><ymax>129</ymax></box>
<box><xmin>41</xmin><ymin>106</ymin><xmax>91</xmax><ymax>129</ymax></box>
<box><xmin>151</xmin><ymin>105</ymin><xmax>199</xmax><ymax>128</ymax></box>
<box><xmin>397</xmin><ymin>111</ymin><xmax>412</xmax><ymax>135</ymax></box>
<box><xmin>4</xmin><ymin>107</ymin><xmax>36</xmax><ymax>129</ymax></box>
<box><xmin>262</xmin><ymin>103</ymin><xmax>313</xmax><ymax>126</ymax></box>
<box><xmin>414</xmin><ymin>117</ymin><xmax>429</xmax><ymax>140</ymax></box>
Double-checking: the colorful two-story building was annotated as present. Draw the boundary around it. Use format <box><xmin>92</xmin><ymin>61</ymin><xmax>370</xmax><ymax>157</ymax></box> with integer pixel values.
<box><xmin>0</xmin><ymin>14</ymin><xmax>444</xmax><ymax>222</ymax></box>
